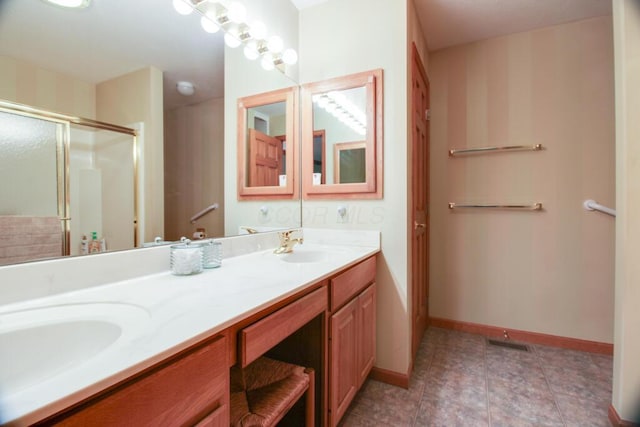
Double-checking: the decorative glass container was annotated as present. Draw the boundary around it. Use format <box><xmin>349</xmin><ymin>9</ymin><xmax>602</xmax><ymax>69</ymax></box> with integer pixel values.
<box><xmin>170</xmin><ymin>241</ymin><xmax>203</xmax><ymax>275</ymax></box>
<box><xmin>202</xmin><ymin>239</ymin><xmax>222</xmax><ymax>269</ymax></box>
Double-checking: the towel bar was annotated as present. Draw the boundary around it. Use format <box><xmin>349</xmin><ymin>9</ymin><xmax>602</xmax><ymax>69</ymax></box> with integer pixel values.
<box><xmin>448</xmin><ymin>202</ymin><xmax>543</xmax><ymax>211</ymax></box>
<box><xmin>448</xmin><ymin>144</ymin><xmax>543</xmax><ymax>157</ymax></box>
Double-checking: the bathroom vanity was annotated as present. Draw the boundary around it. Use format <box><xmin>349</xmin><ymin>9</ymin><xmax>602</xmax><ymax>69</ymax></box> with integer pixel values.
<box><xmin>0</xmin><ymin>229</ymin><xmax>379</xmax><ymax>427</ymax></box>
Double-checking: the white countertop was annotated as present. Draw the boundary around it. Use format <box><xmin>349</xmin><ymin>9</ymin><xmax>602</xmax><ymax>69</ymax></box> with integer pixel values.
<box><xmin>0</xmin><ymin>229</ymin><xmax>379</xmax><ymax>426</ymax></box>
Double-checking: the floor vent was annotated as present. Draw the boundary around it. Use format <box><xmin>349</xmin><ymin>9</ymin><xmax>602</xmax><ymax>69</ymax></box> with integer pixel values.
<box><xmin>487</xmin><ymin>338</ymin><xmax>530</xmax><ymax>352</ymax></box>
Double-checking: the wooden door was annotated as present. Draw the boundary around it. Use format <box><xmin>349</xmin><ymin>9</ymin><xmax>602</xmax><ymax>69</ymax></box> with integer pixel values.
<box><xmin>248</xmin><ymin>129</ymin><xmax>282</xmax><ymax>186</ymax></box>
<box><xmin>357</xmin><ymin>283</ymin><xmax>376</xmax><ymax>389</ymax></box>
<box><xmin>329</xmin><ymin>297</ymin><xmax>358</xmax><ymax>426</ymax></box>
<box><xmin>411</xmin><ymin>44</ymin><xmax>430</xmax><ymax>358</ymax></box>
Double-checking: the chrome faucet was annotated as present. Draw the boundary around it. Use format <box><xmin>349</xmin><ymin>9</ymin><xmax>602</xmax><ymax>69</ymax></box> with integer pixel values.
<box><xmin>273</xmin><ymin>230</ymin><xmax>303</xmax><ymax>254</ymax></box>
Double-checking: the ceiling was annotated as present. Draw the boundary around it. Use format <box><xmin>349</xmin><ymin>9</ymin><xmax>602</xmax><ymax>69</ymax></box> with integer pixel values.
<box><xmin>0</xmin><ymin>0</ymin><xmax>225</xmax><ymax>110</ymax></box>
<box><xmin>0</xmin><ymin>0</ymin><xmax>613</xmax><ymax>112</ymax></box>
<box><xmin>415</xmin><ymin>0</ymin><xmax>612</xmax><ymax>51</ymax></box>
<box><xmin>293</xmin><ymin>0</ymin><xmax>612</xmax><ymax>51</ymax></box>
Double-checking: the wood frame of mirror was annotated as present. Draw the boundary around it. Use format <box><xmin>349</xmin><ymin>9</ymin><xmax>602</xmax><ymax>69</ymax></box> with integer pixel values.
<box><xmin>237</xmin><ymin>86</ymin><xmax>299</xmax><ymax>200</ymax></box>
<box><xmin>301</xmin><ymin>69</ymin><xmax>383</xmax><ymax>199</ymax></box>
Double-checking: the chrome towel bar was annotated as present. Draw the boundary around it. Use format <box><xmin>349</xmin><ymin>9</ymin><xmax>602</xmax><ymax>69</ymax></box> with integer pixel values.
<box><xmin>448</xmin><ymin>202</ymin><xmax>543</xmax><ymax>211</ymax></box>
<box><xmin>449</xmin><ymin>144</ymin><xmax>543</xmax><ymax>157</ymax></box>
<box><xmin>583</xmin><ymin>199</ymin><xmax>616</xmax><ymax>217</ymax></box>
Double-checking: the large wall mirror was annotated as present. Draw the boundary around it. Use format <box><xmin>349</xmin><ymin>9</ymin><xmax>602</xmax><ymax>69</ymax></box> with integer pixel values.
<box><xmin>301</xmin><ymin>69</ymin><xmax>383</xmax><ymax>199</ymax></box>
<box><xmin>237</xmin><ymin>86</ymin><xmax>298</xmax><ymax>199</ymax></box>
<box><xmin>0</xmin><ymin>0</ymin><xmax>302</xmax><ymax>266</ymax></box>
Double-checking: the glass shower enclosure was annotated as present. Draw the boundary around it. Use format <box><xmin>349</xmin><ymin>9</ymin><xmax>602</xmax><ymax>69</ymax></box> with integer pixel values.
<box><xmin>0</xmin><ymin>100</ymin><xmax>137</xmax><ymax>265</ymax></box>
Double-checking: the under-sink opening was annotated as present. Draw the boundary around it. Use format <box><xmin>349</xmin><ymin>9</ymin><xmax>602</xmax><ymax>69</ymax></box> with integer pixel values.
<box><xmin>232</xmin><ymin>313</ymin><xmax>325</xmax><ymax>426</ymax></box>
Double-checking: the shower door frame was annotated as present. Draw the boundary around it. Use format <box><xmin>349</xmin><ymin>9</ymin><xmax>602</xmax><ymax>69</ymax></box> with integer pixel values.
<box><xmin>0</xmin><ymin>99</ymin><xmax>138</xmax><ymax>258</ymax></box>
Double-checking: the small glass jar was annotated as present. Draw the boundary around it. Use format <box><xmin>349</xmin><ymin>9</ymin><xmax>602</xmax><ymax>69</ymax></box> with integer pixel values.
<box><xmin>202</xmin><ymin>239</ymin><xmax>222</xmax><ymax>269</ymax></box>
<box><xmin>170</xmin><ymin>242</ymin><xmax>203</xmax><ymax>275</ymax></box>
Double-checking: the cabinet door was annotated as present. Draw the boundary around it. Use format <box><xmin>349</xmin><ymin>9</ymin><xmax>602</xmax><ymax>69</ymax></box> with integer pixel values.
<box><xmin>357</xmin><ymin>283</ymin><xmax>376</xmax><ymax>388</ymax></box>
<box><xmin>55</xmin><ymin>334</ymin><xmax>229</xmax><ymax>426</ymax></box>
<box><xmin>330</xmin><ymin>297</ymin><xmax>358</xmax><ymax>425</ymax></box>
<box><xmin>194</xmin><ymin>403</ymin><xmax>228</xmax><ymax>427</ymax></box>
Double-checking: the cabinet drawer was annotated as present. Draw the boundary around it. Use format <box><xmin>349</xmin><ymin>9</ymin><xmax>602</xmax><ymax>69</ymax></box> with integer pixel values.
<box><xmin>240</xmin><ymin>286</ymin><xmax>327</xmax><ymax>367</ymax></box>
<box><xmin>54</xmin><ymin>334</ymin><xmax>228</xmax><ymax>427</ymax></box>
<box><xmin>194</xmin><ymin>403</ymin><xmax>228</xmax><ymax>427</ymax></box>
<box><xmin>330</xmin><ymin>256</ymin><xmax>376</xmax><ymax>312</ymax></box>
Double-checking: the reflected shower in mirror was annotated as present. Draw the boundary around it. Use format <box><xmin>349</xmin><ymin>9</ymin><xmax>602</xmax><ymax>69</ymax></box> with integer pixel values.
<box><xmin>0</xmin><ymin>101</ymin><xmax>138</xmax><ymax>266</ymax></box>
<box><xmin>0</xmin><ymin>0</ymin><xmax>302</xmax><ymax>266</ymax></box>
<box><xmin>301</xmin><ymin>69</ymin><xmax>383</xmax><ymax>199</ymax></box>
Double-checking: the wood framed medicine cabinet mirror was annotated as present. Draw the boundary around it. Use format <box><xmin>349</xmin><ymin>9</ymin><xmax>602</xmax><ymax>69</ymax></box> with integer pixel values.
<box><xmin>301</xmin><ymin>69</ymin><xmax>383</xmax><ymax>199</ymax></box>
<box><xmin>237</xmin><ymin>86</ymin><xmax>299</xmax><ymax>200</ymax></box>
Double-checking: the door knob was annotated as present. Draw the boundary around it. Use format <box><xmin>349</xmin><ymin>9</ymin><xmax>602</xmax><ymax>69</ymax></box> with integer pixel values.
<box><xmin>414</xmin><ymin>221</ymin><xmax>426</xmax><ymax>229</ymax></box>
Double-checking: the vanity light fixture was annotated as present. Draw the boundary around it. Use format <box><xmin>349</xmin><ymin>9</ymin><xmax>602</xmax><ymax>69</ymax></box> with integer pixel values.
<box><xmin>42</xmin><ymin>0</ymin><xmax>90</xmax><ymax>8</ymax></box>
<box><xmin>172</xmin><ymin>0</ymin><xmax>298</xmax><ymax>72</ymax></box>
<box><xmin>313</xmin><ymin>92</ymin><xmax>367</xmax><ymax>136</ymax></box>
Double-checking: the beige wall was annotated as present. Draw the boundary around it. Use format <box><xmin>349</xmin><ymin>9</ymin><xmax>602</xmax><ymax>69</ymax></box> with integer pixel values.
<box><xmin>612</xmin><ymin>0</ymin><xmax>640</xmax><ymax>422</ymax></box>
<box><xmin>300</xmin><ymin>0</ymin><xmax>411</xmax><ymax>374</ymax></box>
<box><xmin>0</xmin><ymin>55</ymin><xmax>95</xmax><ymax>118</ymax></box>
<box><xmin>96</xmin><ymin>67</ymin><xmax>164</xmax><ymax>244</ymax></box>
<box><xmin>165</xmin><ymin>97</ymin><xmax>225</xmax><ymax>240</ymax></box>
<box><xmin>224</xmin><ymin>0</ymin><xmax>301</xmax><ymax>236</ymax></box>
<box><xmin>428</xmin><ymin>17</ymin><xmax>615</xmax><ymax>343</ymax></box>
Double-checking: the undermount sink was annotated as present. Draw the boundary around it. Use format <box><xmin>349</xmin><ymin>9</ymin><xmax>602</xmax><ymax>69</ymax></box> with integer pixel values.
<box><xmin>278</xmin><ymin>250</ymin><xmax>329</xmax><ymax>264</ymax></box>
<box><xmin>0</xmin><ymin>302</ymin><xmax>150</xmax><ymax>395</ymax></box>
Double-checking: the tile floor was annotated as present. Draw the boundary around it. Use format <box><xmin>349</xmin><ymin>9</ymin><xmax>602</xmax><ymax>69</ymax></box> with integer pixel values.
<box><xmin>339</xmin><ymin>327</ymin><xmax>613</xmax><ymax>426</ymax></box>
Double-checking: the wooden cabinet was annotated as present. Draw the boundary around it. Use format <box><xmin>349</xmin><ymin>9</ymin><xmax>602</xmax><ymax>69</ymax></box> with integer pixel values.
<box><xmin>330</xmin><ymin>296</ymin><xmax>359</xmax><ymax>423</ymax></box>
<box><xmin>240</xmin><ymin>286</ymin><xmax>327</xmax><ymax>367</ymax></box>
<box><xmin>48</xmin><ymin>334</ymin><xmax>229</xmax><ymax>427</ymax></box>
<box><xmin>34</xmin><ymin>255</ymin><xmax>378</xmax><ymax>427</ymax></box>
<box><xmin>193</xmin><ymin>403</ymin><xmax>228</xmax><ymax>427</ymax></box>
<box><xmin>357</xmin><ymin>284</ymin><xmax>376</xmax><ymax>389</ymax></box>
<box><xmin>328</xmin><ymin>256</ymin><xmax>377</xmax><ymax>426</ymax></box>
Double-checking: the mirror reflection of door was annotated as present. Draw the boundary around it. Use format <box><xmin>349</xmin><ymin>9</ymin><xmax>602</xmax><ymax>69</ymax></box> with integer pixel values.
<box><xmin>246</xmin><ymin>101</ymin><xmax>287</xmax><ymax>187</ymax></box>
<box><xmin>275</xmin><ymin>135</ymin><xmax>287</xmax><ymax>177</ymax></box>
<box><xmin>248</xmin><ymin>129</ymin><xmax>282</xmax><ymax>187</ymax></box>
<box><xmin>334</xmin><ymin>141</ymin><xmax>366</xmax><ymax>184</ymax></box>
<box><xmin>313</xmin><ymin>130</ymin><xmax>326</xmax><ymax>184</ymax></box>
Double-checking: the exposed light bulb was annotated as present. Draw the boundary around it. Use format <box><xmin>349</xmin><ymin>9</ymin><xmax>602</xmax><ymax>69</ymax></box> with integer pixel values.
<box><xmin>243</xmin><ymin>41</ymin><xmax>260</xmax><ymax>60</ymax></box>
<box><xmin>200</xmin><ymin>12</ymin><xmax>220</xmax><ymax>33</ymax></box>
<box><xmin>250</xmin><ymin>20</ymin><xmax>267</xmax><ymax>40</ymax></box>
<box><xmin>267</xmin><ymin>36</ymin><xmax>284</xmax><ymax>53</ymax></box>
<box><xmin>328</xmin><ymin>91</ymin><xmax>344</xmax><ymax>103</ymax></box>
<box><xmin>227</xmin><ymin>2</ymin><xmax>247</xmax><ymax>24</ymax></box>
<box><xmin>172</xmin><ymin>0</ymin><xmax>193</xmax><ymax>15</ymax></box>
<box><xmin>224</xmin><ymin>28</ymin><xmax>242</xmax><ymax>48</ymax></box>
<box><xmin>261</xmin><ymin>53</ymin><xmax>275</xmax><ymax>71</ymax></box>
<box><xmin>317</xmin><ymin>96</ymin><xmax>328</xmax><ymax>108</ymax></box>
<box><xmin>282</xmin><ymin>48</ymin><xmax>298</xmax><ymax>65</ymax></box>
